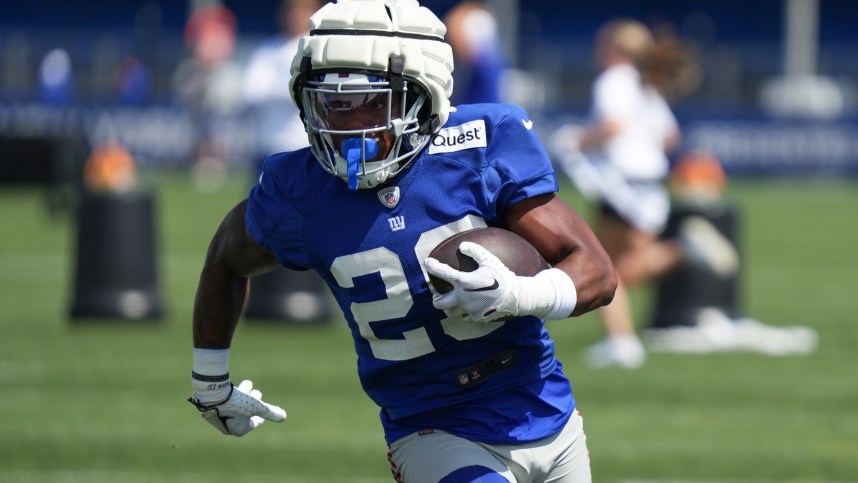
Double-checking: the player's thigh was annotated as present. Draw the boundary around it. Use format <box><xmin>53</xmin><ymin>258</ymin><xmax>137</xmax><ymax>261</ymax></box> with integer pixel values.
<box><xmin>542</xmin><ymin>410</ymin><xmax>592</xmax><ymax>483</ymax></box>
<box><xmin>388</xmin><ymin>430</ymin><xmax>514</xmax><ymax>483</ymax></box>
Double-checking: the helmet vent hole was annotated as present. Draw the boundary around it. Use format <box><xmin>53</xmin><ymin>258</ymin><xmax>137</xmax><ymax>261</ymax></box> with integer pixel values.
<box><xmin>384</xmin><ymin>6</ymin><xmax>393</xmax><ymax>20</ymax></box>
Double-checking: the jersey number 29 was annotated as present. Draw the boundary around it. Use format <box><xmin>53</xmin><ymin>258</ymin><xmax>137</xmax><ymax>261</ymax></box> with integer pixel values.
<box><xmin>330</xmin><ymin>215</ymin><xmax>503</xmax><ymax>361</ymax></box>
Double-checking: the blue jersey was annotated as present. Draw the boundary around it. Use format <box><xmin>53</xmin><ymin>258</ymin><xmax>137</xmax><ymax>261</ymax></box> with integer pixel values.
<box><xmin>246</xmin><ymin>103</ymin><xmax>576</xmax><ymax>444</ymax></box>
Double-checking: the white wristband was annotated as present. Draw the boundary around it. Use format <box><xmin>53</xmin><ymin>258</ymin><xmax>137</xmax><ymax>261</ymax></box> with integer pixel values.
<box><xmin>529</xmin><ymin>268</ymin><xmax>578</xmax><ymax>320</ymax></box>
<box><xmin>192</xmin><ymin>348</ymin><xmax>231</xmax><ymax>403</ymax></box>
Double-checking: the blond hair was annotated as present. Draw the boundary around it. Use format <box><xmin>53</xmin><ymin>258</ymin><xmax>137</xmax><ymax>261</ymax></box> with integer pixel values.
<box><xmin>599</xmin><ymin>18</ymin><xmax>702</xmax><ymax>102</ymax></box>
<box><xmin>601</xmin><ymin>19</ymin><xmax>654</xmax><ymax>68</ymax></box>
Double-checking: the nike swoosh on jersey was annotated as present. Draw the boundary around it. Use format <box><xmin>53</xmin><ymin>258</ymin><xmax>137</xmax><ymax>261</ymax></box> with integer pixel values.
<box><xmin>522</xmin><ymin>119</ymin><xmax>534</xmax><ymax>130</ymax></box>
<box><xmin>464</xmin><ymin>279</ymin><xmax>500</xmax><ymax>292</ymax></box>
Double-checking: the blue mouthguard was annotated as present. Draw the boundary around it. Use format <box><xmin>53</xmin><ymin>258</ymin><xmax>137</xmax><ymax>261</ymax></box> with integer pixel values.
<box><xmin>340</xmin><ymin>138</ymin><xmax>379</xmax><ymax>190</ymax></box>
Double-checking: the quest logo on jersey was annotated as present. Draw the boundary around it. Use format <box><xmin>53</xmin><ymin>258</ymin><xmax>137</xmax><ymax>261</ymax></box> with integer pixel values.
<box><xmin>429</xmin><ymin>120</ymin><xmax>487</xmax><ymax>154</ymax></box>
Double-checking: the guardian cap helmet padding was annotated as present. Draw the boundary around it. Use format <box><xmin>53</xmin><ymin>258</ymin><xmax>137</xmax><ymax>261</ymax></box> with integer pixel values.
<box><xmin>289</xmin><ymin>0</ymin><xmax>454</xmax><ymax>189</ymax></box>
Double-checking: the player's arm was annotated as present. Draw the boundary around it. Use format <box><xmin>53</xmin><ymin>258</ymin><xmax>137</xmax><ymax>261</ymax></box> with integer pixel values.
<box><xmin>193</xmin><ymin>199</ymin><xmax>278</xmax><ymax>348</ymax></box>
<box><xmin>505</xmin><ymin>193</ymin><xmax>616</xmax><ymax>316</ymax></box>
<box><xmin>189</xmin><ymin>199</ymin><xmax>286</xmax><ymax>437</ymax></box>
<box><xmin>425</xmin><ymin>193</ymin><xmax>616</xmax><ymax>322</ymax></box>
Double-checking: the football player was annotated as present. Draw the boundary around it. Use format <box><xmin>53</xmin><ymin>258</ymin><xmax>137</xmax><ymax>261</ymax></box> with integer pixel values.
<box><xmin>188</xmin><ymin>1</ymin><xmax>616</xmax><ymax>481</ymax></box>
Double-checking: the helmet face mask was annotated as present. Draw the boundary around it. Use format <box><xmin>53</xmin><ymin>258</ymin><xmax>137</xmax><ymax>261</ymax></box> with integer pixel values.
<box><xmin>301</xmin><ymin>71</ymin><xmax>431</xmax><ymax>190</ymax></box>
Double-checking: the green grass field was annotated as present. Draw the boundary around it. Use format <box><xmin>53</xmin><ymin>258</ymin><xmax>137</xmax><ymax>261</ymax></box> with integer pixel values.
<box><xmin>1</xmin><ymin>173</ymin><xmax>856</xmax><ymax>482</ymax></box>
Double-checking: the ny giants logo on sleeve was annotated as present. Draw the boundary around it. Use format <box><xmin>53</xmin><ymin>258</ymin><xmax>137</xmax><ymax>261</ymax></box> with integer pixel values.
<box><xmin>429</xmin><ymin>120</ymin><xmax>487</xmax><ymax>154</ymax></box>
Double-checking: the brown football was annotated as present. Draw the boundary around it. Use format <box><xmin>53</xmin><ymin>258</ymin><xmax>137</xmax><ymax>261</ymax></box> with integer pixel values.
<box><xmin>428</xmin><ymin>227</ymin><xmax>549</xmax><ymax>294</ymax></box>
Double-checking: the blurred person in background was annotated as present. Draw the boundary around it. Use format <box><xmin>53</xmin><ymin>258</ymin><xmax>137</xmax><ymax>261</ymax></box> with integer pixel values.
<box><xmin>550</xmin><ymin>18</ymin><xmax>736</xmax><ymax>369</ymax></box>
<box><xmin>172</xmin><ymin>3</ymin><xmax>243</xmax><ymax>192</ymax></box>
<box><xmin>114</xmin><ymin>55</ymin><xmax>152</xmax><ymax>105</ymax></box>
<box><xmin>443</xmin><ymin>0</ymin><xmax>507</xmax><ymax>105</ymax></box>
<box><xmin>241</xmin><ymin>0</ymin><xmax>323</xmax><ymax>172</ymax></box>
<box><xmin>187</xmin><ymin>0</ymin><xmax>618</xmax><ymax>480</ymax></box>
<box><xmin>37</xmin><ymin>48</ymin><xmax>75</xmax><ymax>105</ymax></box>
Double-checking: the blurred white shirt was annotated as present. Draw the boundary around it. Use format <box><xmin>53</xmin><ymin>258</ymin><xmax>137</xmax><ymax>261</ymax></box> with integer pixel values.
<box><xmin>242</xmin><ymin>35</ymin><xmax>309</xmax><ymax>156</ymax></box>
<box><xmin>590</xmin><ymin>63</ymin><xmax>677</xmax><ymax>181</ymax></box>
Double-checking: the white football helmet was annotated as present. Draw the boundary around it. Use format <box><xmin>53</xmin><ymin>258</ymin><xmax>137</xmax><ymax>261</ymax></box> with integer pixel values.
<box><xmin>289</xmin><ymin>0</ymin><xmax>454</xmax><ymax>190</ymax></box>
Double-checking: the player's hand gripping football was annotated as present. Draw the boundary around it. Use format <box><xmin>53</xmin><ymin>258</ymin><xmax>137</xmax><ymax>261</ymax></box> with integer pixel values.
<box><xmin>188</xmin><ymin>379</ymin><xmax>286</xmax><ymax>437</ymax></box>
<box><xmin>426</xmin><ymin>241</ymin><xmax>576</xmax><ymax>322</ymax></box>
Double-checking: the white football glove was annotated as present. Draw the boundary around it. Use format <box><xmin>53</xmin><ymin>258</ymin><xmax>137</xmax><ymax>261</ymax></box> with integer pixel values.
<box><xmin>188</xmin><ymin>379</ymin><xmax>287</xmax><ymax>437</ymax></box>
<box><xmin>425</xmin><ymin>241</ymin><xmax>577</xmax><ymax>322</ymax></box>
